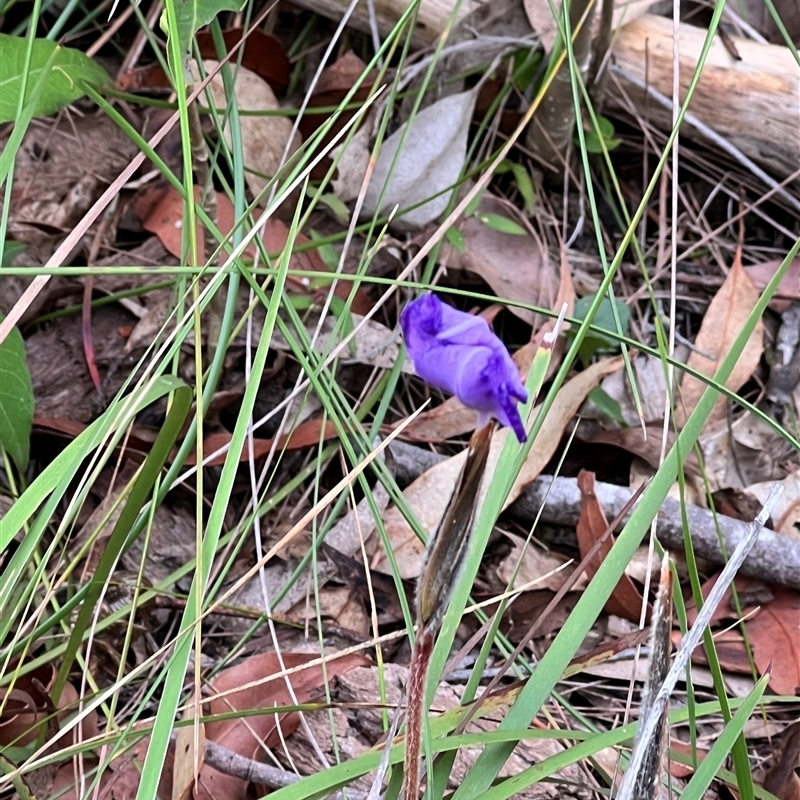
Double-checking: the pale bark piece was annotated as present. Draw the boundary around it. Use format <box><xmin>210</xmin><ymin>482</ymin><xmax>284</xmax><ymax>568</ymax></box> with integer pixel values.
<box><xmin>195</xmin><ymin>60</ymin><xmax>301</xmax><ymax>199</ymax></box>
<box><xmin>678</xmin><ymin>252</ymin><xmax>763</xmax><ymax>425</ymax></box>
<box><xmin>374</xmin><ymin>357</ymin><xmax>622</xmax><ymax>577</ymax></box>
<box><xmin>523</xmin><ymin>0</ymin><xmax>659</xmax><ymax>56</ymax></box>
<box><xmin>609</xmin><ymin>15</ymin><xmax>800</xmax><ymax>181</ymax></box>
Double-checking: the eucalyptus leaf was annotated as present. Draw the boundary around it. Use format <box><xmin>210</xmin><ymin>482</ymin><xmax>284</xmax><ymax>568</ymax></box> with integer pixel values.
<box><xmin>361</xmin><ymin>89</ymin><xmax>478</xmax><ymax>230</ymax></box>
<box><xmin>0</xmin><ymin>34</ymin><xmax>109</xmax><ymax>123</ymax></box>
<box><xmin>0</xmin><ymin>319</ymin><xmax>34</xmax><ymax>472</ymax></box>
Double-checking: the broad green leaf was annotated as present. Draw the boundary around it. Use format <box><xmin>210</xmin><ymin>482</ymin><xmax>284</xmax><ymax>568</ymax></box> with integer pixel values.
<box><xmin>587</xmin><ymin>386</ymin><xmax>627</xmax><ymax>426</ymax></box>
<box><xmin>0</xmin><ymin>319</ymin><xmax>33</xmax><ymax>472</ymax></box>
<box><xmin>569</xmin><ymin>294</ymin><xmax>631</xmax><ymax>364</ymax></box>
<box><xmin>0</xmin><ymin>35</ymin><xmax>109</xmax><ymax>123</ymax></box>
<box><xmin>161</xmin><ymin>0</ymin><xmax>247</xmax><ymax>66</ymax></box>
<box><xmin>476</xmin><ymin>212</ymin><xmax>527</xmax><ymax>236</ymax></box>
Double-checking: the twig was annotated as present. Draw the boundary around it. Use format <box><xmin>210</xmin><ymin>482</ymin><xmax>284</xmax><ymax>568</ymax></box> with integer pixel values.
<box><xmin>203</xmin><ymin>740</ymin><xmax>361</xmax><ymax>800</ymax></box>
<box><xmin>388</xmin><ymin>440</ymin><xmax>800</xmax><ymax>591</ymax></box>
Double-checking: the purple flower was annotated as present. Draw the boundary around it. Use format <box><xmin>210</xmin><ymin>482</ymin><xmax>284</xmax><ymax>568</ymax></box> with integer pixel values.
<box><xmin>400</xmin><ymin>293</ymin><xmax>528</xmax><ymax>442</ymax></box>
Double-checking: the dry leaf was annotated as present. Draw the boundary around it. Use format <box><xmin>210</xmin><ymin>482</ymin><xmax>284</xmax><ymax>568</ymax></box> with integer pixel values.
<box><xmin>442</xmin><ymin>194</ymin><xmax>557</xmax><ymax>328</ymax></box>
<box><xmin>198</xmin><ymin>652</ymin><xmax>369</xmax><ymax>800</ymax></box>
<box><xmin>576</xmin><ymin>470</ymin><xmax>649</xmax><ymax>622</ymax></box>
<box><xmin>764</xmin><ymin>721</ymin><xmax>800</xmax><ymax>800</ymax></box>
<box><xmin>331</xmin><ymin>124</ymin><xmax>372</xmax><ymax>203</ymax></box>
<box><xmin>591</xmin><ymin>354</ymin><xmax>670</xmax><ymax>428</ymax></box>
<box><xmin>745</xmin><ymin>256</ymin><xmax>800</xmax><ymax>313</ymax></box>
<box><xmin>747</xmin><ymin>467</ymin><xmax>800</xmax><ymax>539</ymax></box>
<box><xmin>172</xmin><ymin>699</ymin><xmax>204</xmax><ymax>800</ymax></box>
<box><xmin>744</xmin><ymin>587</ymin><xmax>800</xmax><ymax>696</ymax></box>
<box><xmin>699</xmin><ymin>411</ymin><xmax>784</xmax><ymax>491</ymax></box>
<box><xmin>194</xmin><ymin>59</ymin><xmax>301</xmax><ymax>199</ymax></box>
<box><xmin>495</xmin><ymin>532</ymin><xmax>581</xmax><ymax>592</ymax></box>
<box><xmin>271</xmin><ymin>312</ymin><xmax>409</xmax><ymax>372</ymax></box>
<box><xmin>361</xmin><ymin>89</ymin><xmax>478</xmax><ymax>230</ymax></box>
<box><xmin>687</xmin><ymin>574</ymin><xmax>800</xmax><ymax>695</ymax></box>
<box><xmin>678</xmin><ymin>251</ymin><xmax>764</xmax><ymax>425</ymax></box>
<box><xmin>374</xmin><ymin>357</ymin><xmax>623</xmax><ymax>577</ymax></box>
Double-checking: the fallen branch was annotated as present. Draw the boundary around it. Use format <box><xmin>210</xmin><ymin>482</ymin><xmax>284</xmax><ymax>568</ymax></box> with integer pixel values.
<box><xmin>285</xmin><ymin>0</ymin><xmax>800</xmax><ymax>185</ymax></box>
<box><xmin>388</xmin><ymin>440</ymin><xmax>800</xmax><ymax>591</ymax></box>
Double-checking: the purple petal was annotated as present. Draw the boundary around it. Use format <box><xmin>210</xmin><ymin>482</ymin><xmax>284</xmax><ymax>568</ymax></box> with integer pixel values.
<box><xmin>400</xmin><ymin>293</ymin><xmax>529</xmax><ymax>442</ymax></box>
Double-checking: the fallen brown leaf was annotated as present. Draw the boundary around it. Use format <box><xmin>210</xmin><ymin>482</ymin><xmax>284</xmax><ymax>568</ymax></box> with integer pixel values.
<box><xmin>442</xmin><ymin>194</ymin><xmax>558</xmax><ymax>328</ymax></box>
<box><xmin>745</xmin><ymin>256</ymin><xmax>800</xmax><ymax>313</ymax></box>
<box><xmin>764</xmin><ymin>721</ymin><xmax>800</xmax><ymax>800</ymax></box>
<box><xmin>116</xmin><ymin>29</ymin><xmax>289</xmax><ymax>93</ymax></box>
<box><xmin>194</xmin><ymin>59</ymin><xmax>301</xmax><ymax>199</ymax></box>
<box><xmin>678</xmin><ymin>250</ymin><xmax>764</xmax><ymax>425</ymax></box>
<box><xmin>198</xmin><ymin>651</ymin><xmax>369</xmax><ymax>800</ymax></box>
<box><xmin>576</xmin><ymin>470</ymin><xmax>649</xmax><ymax>622</ymax></box>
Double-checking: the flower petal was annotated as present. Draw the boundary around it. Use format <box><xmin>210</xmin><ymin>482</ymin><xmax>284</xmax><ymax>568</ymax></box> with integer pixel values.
<box><xmin>400</xmin><ymin>293</ymin><xmax>528</xmax><ymax>442</ymax></box>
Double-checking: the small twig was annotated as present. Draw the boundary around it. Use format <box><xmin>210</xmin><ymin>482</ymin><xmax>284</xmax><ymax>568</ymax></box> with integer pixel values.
<box><xmin>203</xmin><ymin>740</ymin><xmax>362</xmax><ymax>800</ymax></box>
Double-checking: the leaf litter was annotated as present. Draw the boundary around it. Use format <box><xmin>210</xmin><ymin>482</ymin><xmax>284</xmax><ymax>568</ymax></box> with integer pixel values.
<box><xmin>1</xmin><ymin>3</ymin><xmax>799</xmax><ymax>799</ymax></box>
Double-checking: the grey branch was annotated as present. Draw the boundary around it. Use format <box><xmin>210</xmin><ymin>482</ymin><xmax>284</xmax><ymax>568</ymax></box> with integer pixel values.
<box><xmin>388</xmin><ymin>440</ymin><xmax>800</xmax><ymax>591</ymax></box>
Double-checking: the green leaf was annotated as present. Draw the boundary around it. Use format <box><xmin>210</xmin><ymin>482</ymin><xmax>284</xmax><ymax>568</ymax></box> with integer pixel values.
<box><xmin>0</xmin><ymin>35</ymin><xmax>109</xmax><ymax>123</ymax></box>
<box><xmin>476</xmin><ymin>212</ymin><xmax>527</xmax><ymax>236</ymax></box>
<box><xmin>587</xmin><ymin>386</ymin><xmax>627</xmax><ymax>427</ymax></box>
<box><xmin>444</xmin><ymin>226</ymin><xmax>466</xmax><ymax>253</ymax></box>
<box><xmin>161</xmin><ymin>0</ymin><xmax>247</xmax><ymax>66</ymax></box>
<box><xmin>494</xmin><ymin>161</ymin><xmax>535</xmax><ymax>216</ymax></box>
<box><xmin>573</xmin><ymin>294</ymin><xmax>630</xmax><ymax>347</ymax></box>
<box><xmin>317</xmin><ymin>192</ymin><xmax>351</xmax><ymax>225</ymax></box>
<box><xmin>567</xmin><ymin>294</ymin><xmax>631</xmax><ymax>366</ymax></box>
<box><xmin>464</xmin><ymin>188</ymin><xmax>485</xmax><ymax>217</ymax></box>
<box><xmin>1</xmin><ymin>241</ymin><xmax>26</xmax><ymax>269</ymax></box>
<box><xmin>0</xmin><ymin>319</ymin><xmax>34</xmax><ymax>472</ymax></box>
<box><xmin>580</xmin><ymin>115</ymin><xmax>621</xmax><ymax>153</ymax></box>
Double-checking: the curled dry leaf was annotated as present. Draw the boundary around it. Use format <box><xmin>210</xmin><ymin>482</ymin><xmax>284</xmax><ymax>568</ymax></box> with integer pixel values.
<box><xmin>373</xmin><ymin>357</ymin><xmax>623</xmax><ymax>577</ymax></box>
<box><xmin>576</xmin><ymin>470</ymin><xmax>649</xmax><ymax>622</ymax></box>
<box><xmin>441</xmin><ymin>194</ymin><xmax>558</xmax><ymax>328</ymax></box>
<box><xmin>678</xmin><ymin>250</ymin><xmax>764</xmax><ymax>426</ymax></box>
<box><xmin>360</xmin><ymin>89</ymin><xmax>478</xmax><ymax>230</ymax></box>
<box><xmin>194</xmin><ymin>59</ymin><xmax>301</xmax><ymax>199</ymax></box>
